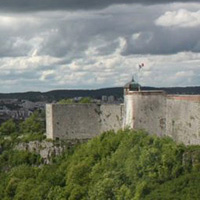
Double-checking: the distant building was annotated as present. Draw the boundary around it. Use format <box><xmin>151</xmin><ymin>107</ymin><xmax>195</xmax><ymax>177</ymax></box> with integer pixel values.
<box><xmin>101</xmin><ymin>96</ymin><xmax>108</xmax><ymax>102</ymax></box>
<box><xmin>0</xmin><ymin>99</ymin><xmax>46</xmax><ymax>125</ymax></box>
<box><xmin>74</xmin><ymin>97</ymin><xmax>82</xmax><ymax>102</ymax></box>
<box><xmin>108</xmin><ymin>96</ymin><xmax>115</xmax><ymax>103</ymax></box>
<box><xmin>21</xmin><ymin>100</ymin><xmax>35</xmax><ymax>110</ymax></box>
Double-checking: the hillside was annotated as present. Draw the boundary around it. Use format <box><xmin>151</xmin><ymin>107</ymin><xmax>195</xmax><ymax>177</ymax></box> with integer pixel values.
<box><xmin>0</xmin><ymin>88</ymin><xmax>123</xmax><ymax>102</ymax></box>
<box><xmin>0</xmin><ymin>118</ymin><xmax>200</xmax><ymax>200</ymax></box>
<box><xmin>0</xmin><ymin>86</ymin><xmax>200</xmax><ymax>102</ymax></box>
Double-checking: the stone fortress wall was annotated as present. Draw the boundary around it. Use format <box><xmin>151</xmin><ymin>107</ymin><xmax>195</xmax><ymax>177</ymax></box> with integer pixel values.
<box><xmin>123</xmin><ymin>91</ymin><xmax>166</xmax><ymax>137</ymax></box>
<box><xmin>123</xmin><ymin>91</ymin><xmax>200</xmax><ymax>145</ymax></box>
<box><xmin>166</xmin><ymin>95</ymin><xmax>200</xmax><ymax>145</ymax></box>
<box><xmin>46</xmin><ymin>91</ymin><xmax>200</xmax><ymax>145</ymax></box>
<box><xmin>46</xmin><ymin>103</ymin><xmax>123</xmax><ymax>141</ymax></box>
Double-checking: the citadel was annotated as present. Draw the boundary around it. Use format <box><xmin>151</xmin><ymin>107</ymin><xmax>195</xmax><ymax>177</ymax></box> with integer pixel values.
<box><xmin>46</xmin><ymin>78</ymin><xmax>200</xmax><ymax>145</ymax></box>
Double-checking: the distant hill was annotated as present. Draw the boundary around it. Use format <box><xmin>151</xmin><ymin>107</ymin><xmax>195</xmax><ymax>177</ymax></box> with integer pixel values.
<box><xmin>142</xmin><ymin>86</ymin><xmax>200</xmax><ymax>95</ymax></box>
<box><xmin>0</xmin><ymin>86</ymin><xmax>200</xmax><ymax>102</ymax></box>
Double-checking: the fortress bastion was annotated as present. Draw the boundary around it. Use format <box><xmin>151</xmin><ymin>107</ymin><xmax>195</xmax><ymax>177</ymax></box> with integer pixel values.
<box><xmin>46</xmin><ymin>78</ymin><xmax>200</xmax><ymax>145</ymax></box>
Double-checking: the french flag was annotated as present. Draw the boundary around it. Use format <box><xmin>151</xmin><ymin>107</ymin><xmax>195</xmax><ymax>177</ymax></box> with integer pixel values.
<box><xmin>139</xmin><ymin>63</ymin><xmax>144</xmax><ymax>69</ymax></box>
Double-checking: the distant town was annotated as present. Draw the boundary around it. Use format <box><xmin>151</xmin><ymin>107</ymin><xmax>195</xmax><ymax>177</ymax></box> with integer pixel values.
<box><xmin>0</xmin><ymin>95</ymin><xmax>123</xmax><ymax>125</ymax></box>
<box><xmin>0</xmin><ymin>85</ymin><xmax>200</xmax><ymax>125</ymax></box>
<box><xmin>0</xmin><ymin>99</ymin><xmax>45</xmax><ymax>124</ymax></box>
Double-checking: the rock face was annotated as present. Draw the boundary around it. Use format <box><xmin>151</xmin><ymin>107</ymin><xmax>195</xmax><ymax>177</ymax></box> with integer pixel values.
<box><xmin>15</xmin><ymin>141</ymin><xmax>66</xmax><ymax>164</ymax></box>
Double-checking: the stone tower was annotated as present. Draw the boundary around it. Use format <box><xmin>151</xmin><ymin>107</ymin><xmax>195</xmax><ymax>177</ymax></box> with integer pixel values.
<box><xmin>123</xmin><ymin>78</ymin><xmax>166</xmax><ymax>136</ymax></box>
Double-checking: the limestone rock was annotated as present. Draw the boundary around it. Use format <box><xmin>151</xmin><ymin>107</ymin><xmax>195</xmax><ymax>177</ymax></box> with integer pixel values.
<box><xmin>15</xmin><ymin>140</ymin><xmax>66</xmax><ymax>164</ymax></box>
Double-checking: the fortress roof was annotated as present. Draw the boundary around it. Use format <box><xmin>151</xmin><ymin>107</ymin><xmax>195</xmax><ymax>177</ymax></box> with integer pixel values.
<box><xmin>124</xmin><ymin>76</ymin><xmax>140</xmax><ymax>91</ymax></box>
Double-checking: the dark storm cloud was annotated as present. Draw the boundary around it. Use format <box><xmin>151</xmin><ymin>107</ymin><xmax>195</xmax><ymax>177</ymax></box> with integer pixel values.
<box><xmin>35</xmin><ymin>6</ymin><xmax>200</xmax><ymax>57</ymax></box>
<box><xmin>1</xmin><ymin>4</ymin><xmax>200</xmax><ymax>60</ymax></box>
<box><xmin>0</xmin><ymin>36</ymin><xmax>32</xmax><ymax>57</ymax></box>
<box><xmin>0</xmin><ymin>2</ymin><xmax>200</xmax><ymax>91</ymax></box>
<box><xmin>0</xmin><ymin>0</ymin><xmax>198</xmax><ymax>12</ymax></box>
<box><xmin>122</xmin><ymin>26</ymin><xmax>200</xmax><ymax>55</ymax></box>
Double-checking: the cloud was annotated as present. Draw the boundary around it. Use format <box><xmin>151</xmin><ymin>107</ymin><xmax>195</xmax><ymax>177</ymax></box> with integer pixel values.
<box><xmin>0</xmin><ymin>2</ymin><xmax>200</xmax><ymax>92</ymax></box>
<box><xmin>1</xmin><ymin>4</ymin><xmax>200</xmax><ymax>58</ymax></box>
<box><xmin>155</xmin><ymin>9</ymin><xmax>200</xmax><ymax>27</ymax></box>
<box><xmin>0</xmin><ymin>0</ymin><xmax>199</xmax><ymax>12</ymax></box>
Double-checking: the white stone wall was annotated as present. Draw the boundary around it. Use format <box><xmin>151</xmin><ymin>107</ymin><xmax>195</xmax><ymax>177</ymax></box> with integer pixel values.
<box><xmin>123</xmin><ymin>91</ymin><xmax>166</xmax><ymax>136</ymax></box>
<box><xmin>47</xmin><ymin>104</ymin><xmax>101</xmax><ymax>140</ymax></box>
<box><xmin>166</xmin><ymin>98</ymin><xmax>200</xmax><ymax>145</ymax></box>
<box><xmin>100</xmin><ymin>104</ymin><xmax>124</xmax><ymax>133</ymax></box>
<box><xmin>123</xmin><ymin>94</ymin><xmax>135</xmax><ymax>129</ymax></box>
<box><xmin>123</xmin><ymin>92</ymin><xmax>200</xmax><ymax>145</ymax></box>
<box><xmin>134</xmin><ymin>92</ymin><xmax>166</xmax><ymax>137</ymax></box>
<box><xmin>46</xmin><ymin>104</ymin><xmax>54</xmax><ymax>139</ymax></box>
<box><xmin>46</xmin><ymin>93</ymin><xmax>200</xmax><ymax>145</ymax></box>
<box><xmin>46</xmin><ymin>103</ymin><xmax>123</xmax><ymax>140</ymax></box>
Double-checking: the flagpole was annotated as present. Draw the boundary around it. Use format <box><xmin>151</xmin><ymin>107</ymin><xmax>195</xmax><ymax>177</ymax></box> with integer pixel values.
<box><xmin>138</xmin><ymin>63</ymin><xmax>144</xmax><ymax>91</ymax></box>
<box><xmin>138</xmin><ymin>64</ymin><xmax>140</xmax><ymax>91</ymax></box>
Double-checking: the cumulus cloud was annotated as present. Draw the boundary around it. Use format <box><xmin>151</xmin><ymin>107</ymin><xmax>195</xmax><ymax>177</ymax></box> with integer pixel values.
<box><xmin>155</xmin><ymin>9</ymin><xmax>200</xmax><ymax>27</ymax></box>
<box><xmin>0</xmin><ymin>2</ymin><xmax>200</xmax><ymax>92</ymax></box>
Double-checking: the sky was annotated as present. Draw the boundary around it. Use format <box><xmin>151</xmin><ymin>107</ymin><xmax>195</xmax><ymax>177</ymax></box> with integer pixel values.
<box><xmin>0</xmin><ymin>0</ymin><xmax>200</xmax><ymax>92</ymax></box>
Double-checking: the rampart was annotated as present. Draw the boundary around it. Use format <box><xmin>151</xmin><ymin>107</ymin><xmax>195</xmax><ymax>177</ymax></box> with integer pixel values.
<box><xmin>46</xmin><ymin>103</ymin><xmax>123</xmax><ymax>140</ymax></box>
<box><xmin>46</xmin><ymin>91</ymin><xmax>200</xmax><ymax>145</ymax></box>
<box><xmin>124</xmin><ymin>91</ymin><xmax>200</xmax><ymax>145</ymax></box>
<box><xmin>166</xmin><ymin>96</ymin><xmax>200</xmax><ymax>145</ymax></box>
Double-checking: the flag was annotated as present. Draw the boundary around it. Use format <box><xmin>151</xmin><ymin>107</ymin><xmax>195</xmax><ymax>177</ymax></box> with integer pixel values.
<box><xmin>139</xmin><ymin>63</ymin><xmax>144</xmax><ymax>69</ymax></box>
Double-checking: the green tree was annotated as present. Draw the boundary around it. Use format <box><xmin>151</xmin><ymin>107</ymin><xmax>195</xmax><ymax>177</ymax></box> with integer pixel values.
<box><xmin>0</xmin><ymin>129</ymin><xmax>199</xmax><ymax>200</ymax></box>
<box><xmin>5</xmin><ymin>177</ymin><xmax>20</xmax><ymax>199</ymax></box>
<box><xmin>0</xmin><ymin>119</ymin><xmax>17</xmax><ymax>136</ymax></box>
<box><xmin>47</xmin><ymin>186</ymin><xmax>66</xmax><ymax>200</ymax></box>
<box><xmin>58</xmin><ymin>99</ymin><xmax>74</xmax><ymax>104</ymax></box>
<box><xmin>20</xmin><ymin>111</ymin><xmax>45</xmax><ymax>134</ymax></box>
<box><xmin>79</xmin><ymin>97</ymin><xmax>92</xmax><ymax>103</ymax></box>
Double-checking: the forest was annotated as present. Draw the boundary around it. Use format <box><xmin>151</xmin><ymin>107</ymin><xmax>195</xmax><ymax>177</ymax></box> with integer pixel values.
<box><xmin>0</xmin><ymin>112</ymin><xmax>200</xmax><ymax>200</ymax></box>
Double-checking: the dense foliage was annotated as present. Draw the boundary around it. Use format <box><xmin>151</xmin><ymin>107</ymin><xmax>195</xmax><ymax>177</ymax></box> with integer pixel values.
<box><xmin>0</xmin><ymin>122</ymin><xmax>200</xmax><ymax>200</ymax></box>
<box><xmin>0</xmin><ymin>111</ymin><xmax>45</xmax><ymax>173</ymax></box>
<box><xmin>58</xmin><ymin>97</ymin><xmax>92</xmax><ymax>104</ymax></box>
<box><xmin>0</xmin><ymin>111</ymin><xmax>45</xmax><ymax>140</ymax></box>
